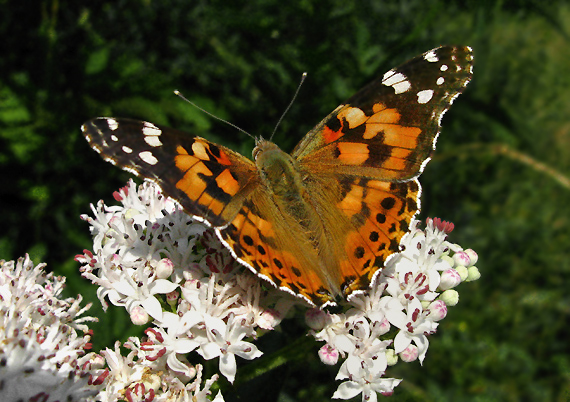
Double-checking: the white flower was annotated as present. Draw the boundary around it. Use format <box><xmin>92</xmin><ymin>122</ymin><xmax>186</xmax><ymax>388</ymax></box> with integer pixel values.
<box><xmin>311</xmin><ymin>312</ymin><xmax>357</xmax><ymax>356</ymax></box>
<box><xmin>388</xmin><ymin>297</ymin><xmax>437</xmax><ymax>363</ymax></box>
<box><xmin>333</xmin><ymin>363</ymin><xmax>402</xmax><ymax>401</ymax></box>
<box><xmin>142</xmin><ymin>314</ymin><xmax>202</xmax><ymax>377</ymax></box>
<box><xmin>97</xmin><ymin>339</ymin><xmax>223</xmax><ymax>402</ymax></box>
<box><xmin>336</xmin><ymin>320</ymin><xmax>391</xmax><ymax>382</ymax></box>
<box><xmin>199</xmin><ymin>314</ymin><xmax>263</xmax><ymax>383</ymax></box>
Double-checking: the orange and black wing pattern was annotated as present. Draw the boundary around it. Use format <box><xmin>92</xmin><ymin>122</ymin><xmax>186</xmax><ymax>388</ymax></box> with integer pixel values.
<box><xmin>83</xmin><ymin>118</ymin><xmax>258</xmax><ymax>227</ymax></box>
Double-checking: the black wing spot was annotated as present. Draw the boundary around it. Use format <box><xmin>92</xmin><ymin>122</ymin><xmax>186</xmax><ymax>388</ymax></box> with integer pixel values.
<box><xmin>243</xmin><ymin>235</ymin><xmax>254</xmax><ymax>246</ymax></box>
<box><xmin>381</xmin><ymin>197</ymin><xmax>396</xmax><ymax>210</ymax></box>
<box><xmin>376</xmin><ymin>213</ymin><xmax>386</xmax><ymax>224</ymax></box>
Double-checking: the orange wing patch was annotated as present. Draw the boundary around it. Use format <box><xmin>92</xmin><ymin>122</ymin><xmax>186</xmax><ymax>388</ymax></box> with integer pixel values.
<box><xmin>296</xmin><ymin>104</ymin><xmax>429</xmax><ymax>182</ymax></box>
<box><xmin>336</xmin><ymin>177</ymin><xmax>420</xmax><ymax>296</ymax></box>
<box><xmin>171</xmin><ymin>138</ymin><xmax>257</xmax><ymax>227</ymax></box>
<box><xmin>219</xmin><ymin>198</ymin><xmax>336</xmax><ymax>306</ymax></box>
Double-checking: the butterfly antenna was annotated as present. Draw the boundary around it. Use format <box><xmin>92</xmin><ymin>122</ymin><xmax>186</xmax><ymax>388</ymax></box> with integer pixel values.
<box><xmin>174</xmin><ymin>90</ymin><xmax>255</xmax><ymax>140</ymax></box>
<box><xmin>269</xmin><ymin>72</ymin><xmax>307</xmax><ymax>141</ymax></box>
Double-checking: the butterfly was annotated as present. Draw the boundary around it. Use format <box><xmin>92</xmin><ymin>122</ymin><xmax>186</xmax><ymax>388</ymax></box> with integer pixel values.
<box><xmin>83</xmin><ymin>46</ymin><xmax>473</xmax><ymax>307</ymax></box>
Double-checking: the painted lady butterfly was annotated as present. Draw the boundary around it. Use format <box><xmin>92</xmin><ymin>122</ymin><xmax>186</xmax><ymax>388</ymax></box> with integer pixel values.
<box><xmin>83</xmin><ymin>46</ymin><xmax>473</xmax><ymax>307</ymax></box>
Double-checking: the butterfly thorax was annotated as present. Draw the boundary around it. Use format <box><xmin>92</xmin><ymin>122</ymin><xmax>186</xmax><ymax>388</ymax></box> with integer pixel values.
<box><xmin>254</xmin><ymin>140</ymin><xmax>306</xmax><ymax>199</ymax></box>
<box><xmin>254</xmin><ymin>139</ymin><xmax>325</xmax><ymax>246</ymax></box>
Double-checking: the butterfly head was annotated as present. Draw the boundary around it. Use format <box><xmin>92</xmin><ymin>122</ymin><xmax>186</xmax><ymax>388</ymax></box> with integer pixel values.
<box><xmin>252</xmin><ymin>137</ymin><xmax>273</xmax><ymax>160</ymax></box>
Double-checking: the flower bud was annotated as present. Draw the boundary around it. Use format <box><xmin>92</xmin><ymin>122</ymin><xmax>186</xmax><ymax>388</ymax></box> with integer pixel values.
<box><xmin>467</xmin><ymin>266</ymin><xmax>481</xmax><ymax>282</ymax></box>
<box><xmin>453</xmin><ymin>251</ymin><xmax>471</xmax><ymax>267</ymax></box>
<box><xmin>464</xmin><ymin>249</ymin><xmax>478</xmax><ymax>265</ymax></box>
<box><xmin>400</xmin><ymin>344</ymin><xmax>419</xmax><ymax>362</ymax></box>
<box><xmin>440</xmin><ymin>289</ymin><xmax>459</xmax><ymax>306</ymax></box>
<box><xmin>305</xmin><ymin>308</ymin><xmax>327</xmax><ymax>330</ymax></box>
<box><xmin>318</xmin><ymin>344</ymin><xmax>339</xmax><ymax>365</ymax></box>
<box><xmin>428</xmin><ymin>300</ymin><xmax>447</xmax><ymax>321</ymax></box>
<box><xmin>439</xmin><ymin>268</ymin><xmax>461</xmax><ymax>290</ymax></box>
<box><xmin>455</xmin><ymin>265</ymin><xmax>469</xmax><ymax>281</ymax></box>
<box><xmin>130</xmin><ymin>305</ymin><xmax>150</xmax><ymax>325</ymax></box>
<box><xmin>156</xmin><ymin>258</ymin><xmax>174</xmax><ymax>279</ymax></box>
<box><xmin>386</xmin><ymin>348</ymin><xmax>398</xmax><ymax>366</ymax></box>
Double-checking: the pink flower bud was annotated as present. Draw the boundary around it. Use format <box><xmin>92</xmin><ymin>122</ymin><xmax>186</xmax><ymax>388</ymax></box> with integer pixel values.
<box><xmin>156</xmin><ymin>258</ymin><xmax>174</xmax><ymax>279</ymax></box>
<box><xmin>318</xmin><ymin>344</ymin><xmax>339</xmax><ymax>365</ymax></box>
<box><xmin>439</xmin><ymin>268</ymin><xmax>461</xmax><ymax>290</ymax></box>
<box><xmin>465</xmin><ymin>249</ymin><xmax>478</xmax><ymax>265</ymax></box>
<box><xmin>400</xmin><ymin>344</ymin><xmax>419</xmax><ymax>362</ymax></box>
<box><xmin>305</xmin><ymin>308</ymin><xmax>327</xmax><ymax>330</ymax></box>
<box><xmin>428</xmin><ymin>300</ymin><xmax>447</xmax><ymax>321</ymax></box>
<box><xmin>130</xmin><ymin>305</ymin><xmax>150</xmax><ymax>325</ymax></box>
<box><xmin>453</xmin><ymin>251</ymin><xmax>471</xmax><ymax>267</ymax></box>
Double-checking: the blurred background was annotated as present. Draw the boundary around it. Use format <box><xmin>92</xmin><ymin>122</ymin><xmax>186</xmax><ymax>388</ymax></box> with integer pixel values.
<box><xmin>2</xmin><ymin>1</ymin><xmax>570</xmax><ymax>401</ymax></box>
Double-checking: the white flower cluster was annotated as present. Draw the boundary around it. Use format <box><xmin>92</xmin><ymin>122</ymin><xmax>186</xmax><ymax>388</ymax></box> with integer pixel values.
<box><xmin>0</xmin><ymin>255</ymin><xmax>100</xmax><ymax>402</ymax></box>
<box><xmin>309</xmin><ymin>217</ymin><xmax>480</xmax><ymax>401</ymax></box>
<box><xmin>75</xmin><ymin>180</ymin><xmax>297</xmax><ymax>401</ymax></box>
<box><xmin>74</xmin><ymin>180</ymin><xmax>480</xmax><ymax>401</ymax></box>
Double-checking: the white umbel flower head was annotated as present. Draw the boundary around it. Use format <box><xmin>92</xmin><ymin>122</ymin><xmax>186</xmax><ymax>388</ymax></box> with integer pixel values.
<box><xmin>0</xmin><ymin>255</ymin><xmax>101</xmax><ymax>401</ymax></box>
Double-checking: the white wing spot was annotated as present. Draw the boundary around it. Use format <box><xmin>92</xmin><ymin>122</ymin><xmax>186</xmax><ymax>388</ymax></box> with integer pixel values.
<box><xmin>106</xmin><ymin>118</ymin><xmax>119</xmax><ymax>131</ymax></box>
<box><xmin>142</xmin><ymin>122</ymin><xmax>163</xmax><ymax>147</ymax></box>
<box><xmin>382</xmin><ymin>70</ymin><xmax>411</xmax><ymax>94</ymax></box>
<box><xmin>440</xmin><ymin>64</ymin><xmax>448</xmax><ymax>72</ymax></box>
<box><xmin>122</xmin><ymin>146</ymin><xmax>133</xmax><ymax>154</ymax></box>
<box><xmin>424</xmin><ymin>50</ymin><xmax>438</xmax><ymax>62</ymax></box>
<box><xmin>111</xmin><ymin>135</ymin><xmax>119</xmax><ymax>142</ymax></box>
<box><xmin>144</xmin><ymin>135</ymin><xmax>162</xmax><ymax>147</ymax></box>
<box><xmin>393</xmin><ymin>80</ymin><xmax>411</xmax><ymax>94</ymax></box>
<box><xmin>139</xmin><ymin>151</ymin><xmax>158</xmax><ymax>165</ymax></box>
<box><xmin>142</xmin><ymin>122</ymin><xmax>161</xmax><ymax>136</ymax></box>
<box><xmin>417</xmin><ymin>89</ymin><xmax>434</xmax><ymax>104</ymax></box>
<box><xmin>436</xmin><ymin>77</ymin><xmax>445</xmax><ymax>86</ymax></box>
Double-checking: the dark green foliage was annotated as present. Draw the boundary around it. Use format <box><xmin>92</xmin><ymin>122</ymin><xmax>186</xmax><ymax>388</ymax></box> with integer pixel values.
<box><xmin>2</xmin><ymin>0</ymin><xmax>570</xmax><ymax>400</ymax></box>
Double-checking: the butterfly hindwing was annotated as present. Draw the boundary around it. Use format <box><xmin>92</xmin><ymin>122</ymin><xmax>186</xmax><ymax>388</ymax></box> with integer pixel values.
<box><xmin>218</xmin><ymin>192</ymin><xmax>339</xmax><ymax>306</ymax></box>
<box><xmin>335</xmin><ymin>177</ymin><xmax>420</xmax><ymax>295</ymax></box>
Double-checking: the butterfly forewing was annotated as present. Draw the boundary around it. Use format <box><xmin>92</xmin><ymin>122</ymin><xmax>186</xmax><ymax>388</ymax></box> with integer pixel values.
<box><xmin>293</xmin><ymin>46</ymin><xmax>473</xmax><ymax>180</ymax></box>
<box><xmin>83</xmin><ymin>118</ymin><xmax>257</xmax><ymax>227</ymax></box>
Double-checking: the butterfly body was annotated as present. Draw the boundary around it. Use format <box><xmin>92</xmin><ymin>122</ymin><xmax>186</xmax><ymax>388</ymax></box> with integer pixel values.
<box><xmin>83</xmin><ymin>46</ymin><xmax>473</xmax><ymax>306</ymax></box>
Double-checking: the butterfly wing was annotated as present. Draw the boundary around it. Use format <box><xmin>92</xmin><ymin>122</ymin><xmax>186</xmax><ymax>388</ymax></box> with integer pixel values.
<box><xmin>291</xmin><ymin>46</ymin><xmax>473</xmax><ymax>297</ymax></box>
<box><xmin>84</xmin><ymin>118</ymin><xmax>334</xmax><ymax>305</ymax></box>
<box><xmin>83</xmin><ymin>118</ymin><xmax>258</xmax><ymax>227</ymax></box>
<box><xmin>216</xmin><ymin>186</ymin><xmax>343</xmax><ymax>306</ymax></box>
<box><xmin>293</xmin><ymin>46</ymin><xmax>472</xmax><ymax>175</ymax></box>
